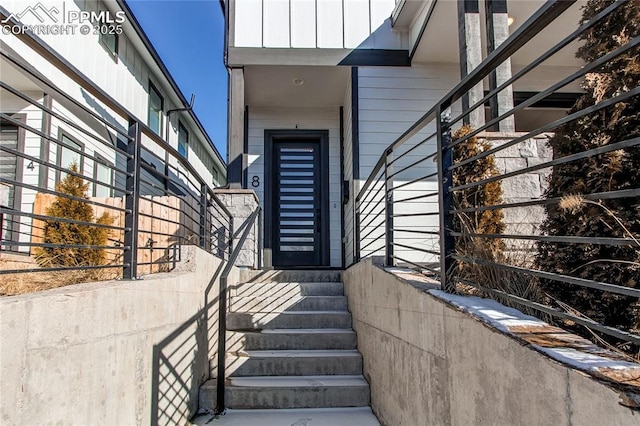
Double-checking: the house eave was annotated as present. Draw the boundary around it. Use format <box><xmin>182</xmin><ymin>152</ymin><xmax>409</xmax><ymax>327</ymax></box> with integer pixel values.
<box><xmin>392</xmin><ymin>0</ymin><xmax>430</xmax><ymax>29</ymax></box>
<box><xmin>228</xmin><ymin>47</ymin><xmax>410</xmax><ymax>68</ymax></box>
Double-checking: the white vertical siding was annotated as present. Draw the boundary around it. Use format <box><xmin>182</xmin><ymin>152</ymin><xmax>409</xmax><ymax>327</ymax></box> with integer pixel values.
<box><xmin>291</xmin><ymin>0</ymin><xmax>317</xmax><ymax>48</ymax></box>
<box><xmin>248</xmin><ymin>107</ymin><xmax>342</xmax><ymax>267</ymax></box>
<box><xmin>1</xmin><ymin>0</ymin><xmax>224</xmax><ymax>187</ymax></box>
<box><xmin>234</xmin><ymin>0</ymin><xmax>263</xmax><ymax>47</ymax></box>
<box><xmin>233</xmin><ymin>0</ymin><xmax>403</xmax><ymax>50</ymax></box>
<box><xmin>343</xmin><ymin>0</ymin><xmax>371</xmax><ymax>48</ymax></box>
<box><xmin>371</xmin><ymin>0</ymin><xmax>396</xmax><ymax>31</ymax></box>
<box><xmin>263</xmin><ymin>0</ymin><xmax>290</xmax><ymax>47</ymax></box>
<box><xmin>317</xmin><ymin>0</ymin><xmax>344</xmax><ymax>48</ymax></box>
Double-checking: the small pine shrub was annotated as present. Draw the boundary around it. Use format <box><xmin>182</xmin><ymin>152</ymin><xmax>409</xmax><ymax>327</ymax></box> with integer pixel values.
<box><xmin>452</xmin><ymin>125</ymin><xmax>506</xmax><ymax>260</ymax></box>
<box><xmin>36</xmin><ymin>163</ymin><xmax>113</xmax><ymax>270</ymax></box>
<box><xmin>536</xmin><ymin>0</ymin><xmax>640</xmax><ymax>338</ymax></box>
<box><xmin>451</xmin><ymin>127</ymin><xmax>546</xmax><ymax>314</ymax></box>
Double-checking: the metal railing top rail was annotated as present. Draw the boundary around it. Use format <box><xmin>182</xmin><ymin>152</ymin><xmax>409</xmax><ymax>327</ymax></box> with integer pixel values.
<box><xmin>356</xmin><ymin>0</ymin><xmax>576</xmax><ymax>202</ymax></box>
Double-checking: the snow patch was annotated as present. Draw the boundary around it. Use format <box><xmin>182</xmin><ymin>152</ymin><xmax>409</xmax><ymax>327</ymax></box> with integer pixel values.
<box><xmin>428</xmin><ymin>289</ymin><xmax>547</xmax><ymax>332</ymax></box>
<box><xmin>428</xmin><ymin>289</ymin><xmax>640</xmax><ymax>373</ymax></box>
<box><xmin>537</xmin><ymin>347</ymin><xmax>640</xmax><ymax>371</ymax></box>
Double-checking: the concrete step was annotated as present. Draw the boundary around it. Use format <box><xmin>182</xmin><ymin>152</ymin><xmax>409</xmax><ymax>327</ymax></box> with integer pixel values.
<box><xmin>233</xmin><ymin>282</ymin><xmax>344</xmax><ymax>298</ymax></box>
<box><xmin>227</xmin><ymin>311</ymin><xmax>352</xmax><ymax>331</ymax></box>
<box><xmin>191</xmin><ymin>407</ymin><xmax>380</xmax><ymax>426</ymax></box>
<box><xmin>228</xmin><ymin>329</ymin><xmax>357</xmax><ymax>351</ymax></box>
<box><xmin>231</xmin><ymin>295</ymin><xmax>348</xmax><ymax>312</ymax></box>
<box><xmin>200</xmin><ymin>375</ymin><xmax>370</xmax><ymax>409</ymax></box>
<box><xmin>240</xmin><ymin>269</ymin><xmax>342</xmax><ymax>283</ymax></box>
<box><xmin>225</xmin><ymin>350</ymin><xmax>363</xmax><ymax>377</ymax></box>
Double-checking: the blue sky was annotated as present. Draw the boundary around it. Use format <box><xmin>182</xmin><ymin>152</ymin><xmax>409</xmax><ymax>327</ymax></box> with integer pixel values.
<box><xmin>126</xmin><ymin>0</ymin><xmax>228</xmax><ymax>159</ymax></box>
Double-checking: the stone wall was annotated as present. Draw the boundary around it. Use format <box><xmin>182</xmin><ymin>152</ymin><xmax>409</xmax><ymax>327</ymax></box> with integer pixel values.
<box><xmin>213</xmin><ymin>189</ymin><xmax>261</xmax><ymax>268</ymax></box>
<box><xmin>344</xmin><ymin>259</ymin><xmax>640</xmax><ymax>426</ymax></box>
<box><xmin>481</xmin><ymin>132</ymin><xmax>553</xmax><ymax>238</ymax></box>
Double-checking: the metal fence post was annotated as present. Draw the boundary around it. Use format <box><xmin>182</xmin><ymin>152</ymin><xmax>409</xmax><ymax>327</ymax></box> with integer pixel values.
<box><xmin>355</xmin><ymin>200</ymin><xmax>361</xmax><ymax>262</ymax></box>
<box><xmin>384</xmin><ymin>150</ymin><xmax>394</xmax><ymax>266</ymax></box>
<box><xmin>123</xmin><ymin>120</ymin><xmax>141</xmax><ymax>279</ymax></box>
<box><xmin>228</xmin><ymin>216</ymin><xmax>234</xmax><ymax>261</ymax></box>
<box><xmin>257</xmin><ymin>207</ymin><xmax>263</xmax><ymax>269</ymax></box>
<box><xmin>437</xmin><ymin>107</ymin><xmax>456</xmax><ymax>292</ymax></box>
<box><xmin>199</xmin><ymin>184</ymin><xmax>208</xmax><ymax>250</ymax></box>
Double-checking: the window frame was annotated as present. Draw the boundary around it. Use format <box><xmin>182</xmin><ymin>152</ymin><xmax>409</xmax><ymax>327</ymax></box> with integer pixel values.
<box><xmin>212</xmin><ymin>168</ymin><xmax>219</xmax><ymax>186</ymax></box>
<box><xmin>0</xmin><ymin>113</ymin><xmax>26</xmax><ymax>253</ymax></box>
<box><xmin>99</xmin><ymin>31</ymin><xmax>118</xmax><ymax>62</ymax></box>
<box><xmin>147</xmin><ymin>80</ymin><xmax>164</xmax><ymax>136</ymax></box>
<box><xmin>178</xmin><ymin>121</ymin><xmax>189</xmax><ymax>158</ymax></box>
<box><xmin>56</xmin><ymin>130</ymin><xmax>85</xmax><ymax>183</ymax></box>
<box><xmin>92</xmin><ymin>153</ymin><xmax>114</xmax><ymax>198</ymax></box>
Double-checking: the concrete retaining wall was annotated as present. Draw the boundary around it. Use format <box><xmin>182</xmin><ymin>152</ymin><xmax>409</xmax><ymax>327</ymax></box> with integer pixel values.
<box><xmin>343</xmin><ymin>259</ymin><xmax>639</xmax><ymax>426</ymax></box>
<box><xmin>0</xmin><ymin>246</ymin><xmax>237</xmax><ymax>425</ymax></box>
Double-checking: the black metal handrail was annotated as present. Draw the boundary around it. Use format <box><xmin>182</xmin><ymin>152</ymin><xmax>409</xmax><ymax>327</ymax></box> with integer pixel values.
<box><xmin>215</xmin><ymin>206</ymin><xmax>262</xmax><ymax>414</ymax></box>
<box><xmin>0</xmin><ymin>19</ymin><xmax>232</xmax><ymax>280</ymax></box>
<box><xmin>353</xmin><ymin>0</ymin><xmax>640</xmax><ymax>349</ymax></box>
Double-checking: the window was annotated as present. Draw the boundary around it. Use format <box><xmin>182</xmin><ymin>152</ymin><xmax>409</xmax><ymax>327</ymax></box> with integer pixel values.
<box><xmin>57</xmin><ymin>132</ymin><xmax>83</xmax><ymax>182</ymax></box>
<box><xmin>178</xmin><ymin>122</ymin><xmax>188</xmax><ymax>158</ymax></box>
<box><xmin>1</xmin><ymin>115</ymin><xmax>25</xmax><ymax>253</ymax></box>
<box><xmin>99</xmin><ymin>31</ymin><xmax>118</xmax><ymax>61</ymax></box>
<box><xmin>93</xmin><ymin>155</ymin><xmax>113</xmax><ymax>198</ymax></box>
<box><xmin>148</xmin><ymin>81</ymin><xmax>163</xmax><ymax>136</ymax></box>
<box><xmin>212</xmin><ymin>169</ymin><xmax>219</xmax><ymax>186</ymax></box>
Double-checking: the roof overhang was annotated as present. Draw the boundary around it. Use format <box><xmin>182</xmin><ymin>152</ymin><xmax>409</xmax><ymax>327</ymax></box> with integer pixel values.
<box><xmin>244</xmin><ymin>65</ymin><xmax>350</xmax><ymax>108</ymax></box>
<box><xmin>227</xmin><ymin>47</ymin><xmax>410</xmax><ymax>68</ymax></box>
<box><xmin>410</xmin><ymin>0</ymin><xmax>586</xmax><ymax>69</ymax></box>
<box><xmin>392</xmin><ymin>0</ymin><xmax>431</xmax><ymax>28</ymax></box>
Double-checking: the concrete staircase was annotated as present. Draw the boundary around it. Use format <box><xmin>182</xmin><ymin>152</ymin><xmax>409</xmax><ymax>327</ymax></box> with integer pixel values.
<box><xmin>199</xmin><ymin>271</ymin><xmax>377</xmax><ymax>421</ymax></box>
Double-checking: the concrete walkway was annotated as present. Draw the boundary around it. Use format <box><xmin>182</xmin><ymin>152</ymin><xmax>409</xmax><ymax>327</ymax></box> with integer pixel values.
<box><xmin>192</xmin><ymin>407</ymin><xmax>380</xmax><ymax>425</ymax></box>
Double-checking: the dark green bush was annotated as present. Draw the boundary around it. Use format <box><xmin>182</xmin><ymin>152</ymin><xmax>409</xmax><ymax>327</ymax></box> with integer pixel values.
<box><xmin>537</xmin><ymin>0</ymin><xmax>640</xmax><ymax>335</ymax></box>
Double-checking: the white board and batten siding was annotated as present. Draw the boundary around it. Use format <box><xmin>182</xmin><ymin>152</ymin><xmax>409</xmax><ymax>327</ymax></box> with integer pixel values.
<box><xmin>1</xmin><ymin>0</ymin><xmax>223</xmax><ymax>188</ymax></box>
<box><xmin>354</xmin><ymin>65</ymin><xmax>461</xmax><ymax>265</ymax></box>
<box><xmin>247</xmin><ymin>107</ymin><xmax>342</xmax><ymax>267</ymax></box>
<box><xmin>233</xmin><ymin>0</ymin><xmax>403</xmax><ymax>50</ymax></box>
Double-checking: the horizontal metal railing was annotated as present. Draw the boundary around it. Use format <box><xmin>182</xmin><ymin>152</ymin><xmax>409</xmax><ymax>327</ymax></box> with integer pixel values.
<box><xmin>355</xmin><ymin>0</ymin><xmax>640</xmax><ymax>349</ymax></box>
<box><xmin>0</xmin><ymin>37</ymin><xmax>231</xmax><ymax>281</ymax></box>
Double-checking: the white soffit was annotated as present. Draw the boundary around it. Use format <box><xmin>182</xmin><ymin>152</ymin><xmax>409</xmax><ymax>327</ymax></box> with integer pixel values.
<box><xmin>245</xmin><ymin>65</ymin><xmax>351</xmax><ymax>108</ymax></box>
<box><xmin>412</xmin><ymin>0</ymin><xmax>586</xmax><ymax>68</ymax></box>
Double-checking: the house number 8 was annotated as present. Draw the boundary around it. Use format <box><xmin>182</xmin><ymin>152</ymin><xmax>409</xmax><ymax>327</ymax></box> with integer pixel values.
<box><xmin>252</xmin><ymin>176</ymin><xmax>260</xmax><ymax>187</ymax></box>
